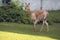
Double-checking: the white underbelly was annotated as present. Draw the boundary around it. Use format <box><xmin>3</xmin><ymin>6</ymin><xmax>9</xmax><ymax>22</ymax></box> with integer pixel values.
<box><xmin>39</xmin><ymin>14</ymin><xmax>44</xmax><ymax>20</ymax></box>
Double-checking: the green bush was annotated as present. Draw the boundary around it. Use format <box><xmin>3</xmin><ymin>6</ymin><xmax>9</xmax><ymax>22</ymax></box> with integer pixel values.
<box><xmin>0</xmin><ymin>2</ymin><xmax>33</xmax><ymax>24</ymax></box>
<box><xmin>48</xmin><ymin>10</ymin><xmax>60</xmax><ymax>24</ymax></box>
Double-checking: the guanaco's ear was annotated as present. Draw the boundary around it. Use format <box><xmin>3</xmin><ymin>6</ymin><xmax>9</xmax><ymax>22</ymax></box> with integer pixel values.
<box><xmin>28</xmin><ymin>3</ymin><xmax>30</xmax><ymax>5</ymax></box>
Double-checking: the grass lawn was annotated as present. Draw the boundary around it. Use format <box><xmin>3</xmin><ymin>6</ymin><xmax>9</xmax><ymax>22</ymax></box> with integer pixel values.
<box><xmin>0</xmin><ymin>22</ymin><xmax>60</xmax><ymax>40</ymax></box>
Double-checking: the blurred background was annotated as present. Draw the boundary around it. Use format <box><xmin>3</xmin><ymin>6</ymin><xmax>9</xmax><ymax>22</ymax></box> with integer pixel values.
<box><xmin>0</xmin><ymin>0</ymin><xmax>60</xmax><ymax>10</ymax></box>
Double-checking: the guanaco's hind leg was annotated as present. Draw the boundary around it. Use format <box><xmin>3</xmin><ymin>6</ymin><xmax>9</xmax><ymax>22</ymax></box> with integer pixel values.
<box><xmin>44</xmin><ymin>20</ymin><xmax>49</xmax><ymax>32</ymax></box>
<box><xmin>40</xmin><ymin>20</ymin><xmax>49</xmax><ymax>32</ymax></box>
<box><xmin>40</xmin><ymin>20</ymin><xmax>45</xmax><ymax>32</ymax></box>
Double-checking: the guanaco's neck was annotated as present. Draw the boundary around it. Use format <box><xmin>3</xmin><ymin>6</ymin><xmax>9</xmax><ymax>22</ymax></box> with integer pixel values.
<box><xmin>27</xmin><ymin>9</ymin><xmax>31</xmax><ymax>15</ymax></box>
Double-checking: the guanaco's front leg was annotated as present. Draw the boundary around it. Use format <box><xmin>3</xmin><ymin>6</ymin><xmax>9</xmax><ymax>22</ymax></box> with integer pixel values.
<box><xmin>33</xmin><ymin>20</ymin><xmax>39</xmax><ymax>32</ymax></box>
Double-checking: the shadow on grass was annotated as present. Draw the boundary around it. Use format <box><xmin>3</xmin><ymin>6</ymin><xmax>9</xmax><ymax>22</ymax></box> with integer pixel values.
<box><xmin>0</xmin><ymin>23</ymin><xmax>60</xmax><ymax>40</ymax></box>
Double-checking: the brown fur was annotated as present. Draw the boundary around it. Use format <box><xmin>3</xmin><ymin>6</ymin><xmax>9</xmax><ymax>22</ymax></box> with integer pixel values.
<box><xmin>34</xmin><ymin>10</ymin><xmax>43</xmax><ymax>18</ymax></box>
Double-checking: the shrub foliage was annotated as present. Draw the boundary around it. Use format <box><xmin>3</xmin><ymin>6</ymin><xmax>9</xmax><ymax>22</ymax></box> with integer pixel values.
<box><xmin>0</xmin><ymin>2</ymin><xmax>32</xmax><ymax>24</ymax></box>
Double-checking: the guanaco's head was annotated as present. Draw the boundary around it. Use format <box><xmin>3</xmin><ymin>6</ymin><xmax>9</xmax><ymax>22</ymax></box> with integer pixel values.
<box><xmin>25</xmin><ymin>3</ymin><xmax>30</xmax><ymax>11</ymax></box>
<box><xmin>25</xmin><ymin>3</ymin><xmax>31</xmax><ymax>16</ymax></box>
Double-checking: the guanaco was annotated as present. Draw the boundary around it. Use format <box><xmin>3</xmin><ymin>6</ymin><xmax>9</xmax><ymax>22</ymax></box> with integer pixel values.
<box><xmin>25</xmin><ymin>3</ymin><xmax>49</xmax><ymax>32</ymax></box>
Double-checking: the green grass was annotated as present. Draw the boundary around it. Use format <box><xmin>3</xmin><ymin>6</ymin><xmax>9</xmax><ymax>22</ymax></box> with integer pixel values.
<box><xmin>0</xmin><ymin>22</ymin><xmax>60</xmax><ymax>40</ymax></box>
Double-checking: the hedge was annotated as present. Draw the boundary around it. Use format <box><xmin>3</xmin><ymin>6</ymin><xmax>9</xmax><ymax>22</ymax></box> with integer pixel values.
<box><xmin>0</xmin><ymin>2</ymin><xmax>32</xmax><ymax>24</ymax></box>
